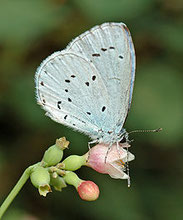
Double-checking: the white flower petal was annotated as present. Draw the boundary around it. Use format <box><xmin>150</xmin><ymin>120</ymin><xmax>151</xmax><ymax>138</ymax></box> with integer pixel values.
<box><xmin>123</xmin><ymin>152</ymin><xmax>135</xmax><ymax>163</ymax></box>
<box><xmin>121</xmin><ymin>172</ymin><xmax>129</xmax><ymax>179</ymax></box>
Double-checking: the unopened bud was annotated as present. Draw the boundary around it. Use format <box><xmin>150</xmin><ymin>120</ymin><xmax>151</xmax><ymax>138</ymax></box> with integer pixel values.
<box><xmin>62</xmin><ymin>155</ymin><xmax>87</xmax><ymax>171</ymax></box>
<box><xmin>50</xmin><ymin>175</ymin><xmax>67</xmax><ymax>191</ymax></box>
<box><xmin>42</xmin><ymin>145</ymin><xmax>63</xmax><ymax>167</ymax></box>
<box><xmin>30</xmin><ymin>166</ymin><xmax>51</xmax><ymax>197</ymax></box>
<box><xmin>42</xmin><ymin>137</ymin><xmax>69</xmax><ymax>167</ymax></box>
<box><xmin>77</xmin><ymin>181</ymin><xmax>99</xmax><ymax>201</ymax></box>
<box><xmin>63</xmin><ymin>171</ymin><xmax>81</xmax><ymax>188</ymax></box>
<box><xmin>63</xmin><ymin>171</ymin><xmax>99</xmax><ymax>201</ymax></box>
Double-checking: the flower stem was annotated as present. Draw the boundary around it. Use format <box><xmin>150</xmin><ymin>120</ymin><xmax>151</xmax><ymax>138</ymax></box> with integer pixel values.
<box><xmin>0</xmin><ymin>163</ymin><xmax>38</xmax><ymax>219</ymax></box>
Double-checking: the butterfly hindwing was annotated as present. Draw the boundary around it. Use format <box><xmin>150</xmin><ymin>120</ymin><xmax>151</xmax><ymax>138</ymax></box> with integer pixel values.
<box><xmin>35</xmin><ymin>51</ymin><xmax>110</xmax><ymax>138</ymax></box>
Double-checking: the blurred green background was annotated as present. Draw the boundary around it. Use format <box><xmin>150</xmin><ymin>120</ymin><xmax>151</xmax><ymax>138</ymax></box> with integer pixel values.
<box><xmin>0</xmin><ymin>0</ymin><xmax>183</xmax><ymax>219</ymax></box>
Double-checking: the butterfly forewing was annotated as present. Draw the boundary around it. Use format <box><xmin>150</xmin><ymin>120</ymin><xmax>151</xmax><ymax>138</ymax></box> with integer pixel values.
<box><xmin>67</xmin><ymin>23</ymin><xmax>135</xmax><ymax>133</ymax></box>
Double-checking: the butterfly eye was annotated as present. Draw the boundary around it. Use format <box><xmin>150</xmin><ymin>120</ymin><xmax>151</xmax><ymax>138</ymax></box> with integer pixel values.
<box><xmin>120</xmin><ymin>136</ymin><xmax>126</xmax><ymax>143</ymax></box>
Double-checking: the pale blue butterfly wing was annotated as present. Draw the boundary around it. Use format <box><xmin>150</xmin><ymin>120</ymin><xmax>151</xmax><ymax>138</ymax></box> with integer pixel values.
<box><xmin>35</xmin><ymin>51</ymin><xmax>110</xmax><ymax>139</ymax></box>
<box><xmin>66</xmin><ymin>23</ymin><xmax>135</xmax><ymax>141</ymax></box>
<box><xmin>35</xmin><ymin>22</ymin><xmax>135</xmax><ymax>143</ymax></box>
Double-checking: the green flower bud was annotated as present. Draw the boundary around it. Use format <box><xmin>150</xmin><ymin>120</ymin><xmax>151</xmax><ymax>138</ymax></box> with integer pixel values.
<box><xmin>63</xmin><ymin>171</ymin><xmax>82</xmax><ymax>188</ymax></box>
<box><xmin>30</xmin><ymin>166</ymin><xmax>51</xmax><ymax>197</ymax></box>
<box><xmin>50</xmin><ymin>175</ymin><xmax>67</xmax><ymax>191</ymax></box>
<box><xmin>42</xmin><ymin>137</ymin><xmax>69</xmax><ymax>167</ymax></box>
<box><xmin>62</xmin><ymin>155</ymin><xmax>87</xmax><ymax>171</ymax></box>
<box><xmin>42</xmin><ymin>145</ymin><xmax>63</xmax><ymax>167</ymax></box>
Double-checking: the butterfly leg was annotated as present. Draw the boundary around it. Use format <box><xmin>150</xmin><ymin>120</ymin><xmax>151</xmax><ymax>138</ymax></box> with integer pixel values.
<box><xmin>116</xmin><ymin>142</ymin><xmax>122</xmax><ymax>159</ymax></box>
<box><xmin>87</xmin><ymin>139</ymin><xmax>98</xmax><ymax>162</ymax></box>
<box><xmin>117</xmin><ymin>141</ymin><xmax>131</xmax><ymax>187</ymax></box>
<box><xmin>125</xmin><ymin>145</ymin><xmax>131</xmax><ymax>187</ymax></box>
<box><xmin>104</xmin><ymin>143</ymin><xmax>113</xmax><ymax>163</ymax></box>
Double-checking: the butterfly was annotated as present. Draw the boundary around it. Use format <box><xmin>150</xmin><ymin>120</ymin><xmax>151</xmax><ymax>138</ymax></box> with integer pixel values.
<box><xmin>35</xmin><ymin>22</ymin><xmax>135</xmax><ymax>146</ymax></box>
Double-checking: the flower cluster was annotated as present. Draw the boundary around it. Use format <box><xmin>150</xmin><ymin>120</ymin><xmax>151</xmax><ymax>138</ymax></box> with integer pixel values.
<box><xmin>30</xmin><ymin>137</ymin><xmax>135</xmax><ymax>201</ymax></box>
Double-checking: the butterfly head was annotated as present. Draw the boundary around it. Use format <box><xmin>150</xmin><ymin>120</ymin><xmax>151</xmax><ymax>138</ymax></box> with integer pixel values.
<box><xmin>97</xmin><ymin>128</ymin><xmax>128</xmax><ymax>145</ymax></box>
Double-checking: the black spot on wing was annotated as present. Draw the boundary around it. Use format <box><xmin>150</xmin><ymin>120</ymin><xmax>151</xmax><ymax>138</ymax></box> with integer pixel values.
<box><xmin>87</xmin><ymin>112</ymin><xmax>91</xmax><ymax>115</ymax></box>
<box><xmin>119</xmin><ymin>55</ymin><xmax>123</xmax><ymax>59</ymax></box>
<box><xmin>92</xmin><ymin>75</ymin><xmax>96</xmax><ymax>81</ymax></box>
<box><xmin>109</xmin><ymin>46</ymin><xmax>115</xmax><ymax>49</ymax></box>
<box><xmin>65</xmin><ymin>89</ymin><xmax>68</xmax><ymax>92</ymax></box>
<box><xmin>71</xmin><ymin>75</ymin><xmax>76</xmax><ymax>78</ymax></box>
<box><xmin>101</xmin><ymin>48</ymin><xmax>107</xmax><ymax>51</ymax></box>
<box><xmin>41</xmin><ymin>81</ymin><xmax>44</xmax><ymax>86</ymax></box>
<box><xmin>102</xmin><ymin>106</ymin><xmax>106</xmax><ymax>112</ymax></box>
<box><xmin>57</xmin><ymin>101</ymin><xmax>62</xmax><ymax>109</ymax></box>
<box><xmin>85</xmin><ymin>82</ymin><xmax>89</xmax><ymax>86</ymax></box>
<box><xmin>64</xmin><ymin>115</ymin><xmax>68</xmax><ymax>120</ymax></box>
<box><xmin>65</xmin><ymin>80</ymin><xmax>70</xmax><ymax>83</ymax></box>
<box><xmin>92</xmin><ymin>53</ymin><xmax>100</xmax><ymax>57</ymax></box>
<box><xmin>68</xmin><ymin>98</ymin><xmax>72</xmax><ymax>102</ymax></box>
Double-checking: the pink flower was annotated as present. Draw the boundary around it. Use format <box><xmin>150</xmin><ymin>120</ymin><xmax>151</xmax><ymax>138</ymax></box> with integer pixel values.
<box><xmin>86</xmin><ymin>143</ymin><xmax>135</xmax><ymax>179</ymax></box>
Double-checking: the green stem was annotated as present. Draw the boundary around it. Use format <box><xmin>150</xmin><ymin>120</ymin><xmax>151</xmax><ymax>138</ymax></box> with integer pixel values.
<box><xmin>0</xmin><ymin>164</ymin><xmax>38</xmax><ymax>219</ymax></box>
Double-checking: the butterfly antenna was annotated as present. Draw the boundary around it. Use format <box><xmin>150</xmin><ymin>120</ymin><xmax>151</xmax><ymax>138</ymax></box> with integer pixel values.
<box><xmin>128</xmin><ymin>127</ymin><xmax>162</xmax><ymax>135</ymax></box>
<box><xmin>125</xmin><ymin>128</ymin><xmax>162</xmax><ymax>187</ymax></box>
